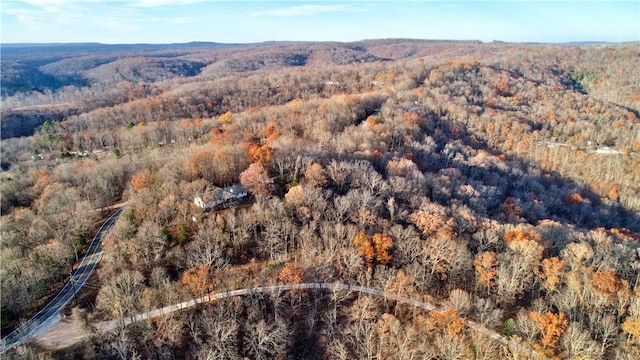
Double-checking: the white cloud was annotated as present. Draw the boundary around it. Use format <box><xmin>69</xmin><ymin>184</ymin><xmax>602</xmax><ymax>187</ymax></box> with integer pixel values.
<box><xmin>251</xmin><ymin>4</ymin><xmax>354</xmax><ymax>17</ymax></box>
<box><xmin>17</xmin><ymin>0</ymin><xmax>202</xmax><ymax>11</ymax></box>
<box><xmin>129</xmin><ymin>0</ymin><xmax>205</xmax><ymax>8</ymax></box>
<box><xmin>4</xmin><ymin>0</ymin><xmax>144</xmax><ymax>41</ymax></box>
<box><xmin>20</xmin><ymin>0</ymin><xmax>103</xmax><ymax>9</ymax></box>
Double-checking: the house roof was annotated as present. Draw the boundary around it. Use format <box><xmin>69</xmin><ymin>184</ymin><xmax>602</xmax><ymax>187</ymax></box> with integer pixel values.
<box><xmin>228</xmin><ymin>184</ymin><xmax>246</xmax><ymax>194</ymax></box>
<box><xmin>196</xmin><ymin>184</ymin><xmax>248</xmax><ymax>208</ymax></box>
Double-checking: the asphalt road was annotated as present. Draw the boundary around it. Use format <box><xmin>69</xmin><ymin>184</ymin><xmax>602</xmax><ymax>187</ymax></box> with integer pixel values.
<box><xmin>4</xmin><ymin>204</ymin><xmax>547</xmax><ymax>359</ymax></box>
<box><xmin>0</xmin><ymin>208</ymin><xmax>122</xmax><ymax>354</ymax></box>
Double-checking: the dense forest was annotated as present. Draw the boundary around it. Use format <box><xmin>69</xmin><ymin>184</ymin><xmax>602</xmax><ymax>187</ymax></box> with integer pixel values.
<box><xmin>1</xmin><ymin>39</ymin><xmax>639</xmax><ymax>359</ymax></box>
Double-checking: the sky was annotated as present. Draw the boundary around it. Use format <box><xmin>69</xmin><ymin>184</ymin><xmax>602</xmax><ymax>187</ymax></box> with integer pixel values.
<box><xmin>1</xmin><ymin>1</ymin><xmax>639</xmax><ymax>44</ymax></box>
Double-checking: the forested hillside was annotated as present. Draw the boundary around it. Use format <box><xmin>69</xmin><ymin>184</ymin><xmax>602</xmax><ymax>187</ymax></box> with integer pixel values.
<box><xmin>1</xmin><ymin>39</ymin><xmax>639</xmax><ymax>359</ymax></box>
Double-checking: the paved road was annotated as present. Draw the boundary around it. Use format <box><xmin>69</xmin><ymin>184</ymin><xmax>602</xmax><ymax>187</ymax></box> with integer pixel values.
<box><xmin>97</xmin><ymin>282</ymin><xmax>548</xmax><ymax>360</ymax></box>
<box><xmin>0</xmin><ymin>208</ymin><xmax>122</xmax><ymax>354</ymax></box>
<box><xmin>4</xmin><ymin>204</ymin><xmax>547</xmax><ymax>359</ymax></box>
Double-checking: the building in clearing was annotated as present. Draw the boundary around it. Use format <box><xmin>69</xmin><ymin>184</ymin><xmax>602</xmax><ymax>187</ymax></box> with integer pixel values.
<box><xmin>194</xmin><ymin>184</ymin><xmax>248</xmax><ymax>211</ymax></box>
<box><xmin>595</xmin><ymin>147</ymin><xmax>623</xmax><ymax>155</ymax></box>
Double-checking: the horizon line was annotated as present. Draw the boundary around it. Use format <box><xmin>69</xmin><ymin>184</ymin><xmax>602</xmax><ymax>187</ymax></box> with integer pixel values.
<box><xmin>1</xmin><ymin>39</ymin><xmax>636</xmax><ymax>47</ymax></box>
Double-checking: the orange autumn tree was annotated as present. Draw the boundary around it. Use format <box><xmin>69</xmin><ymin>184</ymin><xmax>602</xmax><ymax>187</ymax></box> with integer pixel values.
<box><xmin>354</xmin><ymin>230</ymin><xmax>375</xmax><ymax>265</ymax></box>
<box><xmin>33</xmin><ymin>169</ymin><xmax>50</xmax><ymax>189</ymax></box>
<box><xmin>131</xmin><ymin>168</ymin><xmax>154</xmax><ymax>191</ymax></box>
<box><xmin>422</xmin><ymin>308</ymin><xmax>464</xmax><ymax>336</ymax></box>
<box><xmin>181</xmin><ymin>265</ymin><xmax>212</xmax><ymax>297</ymax></box>
<box><xmin>607</xmin><ymin>184</ymin><xmax>621</xmax><ymax>202</ymax></box>
<box><xmin>264</xmin><ymin>119</ymin><xmax>281</xmax><ymax>142</ymax></box>
<box><xmin>622</xmin><ymin>317</ymin><xmax>640</xmax><ymax>344</ymax></box>
<box><xmin>372</xmin><ymin>233</ymin><xmax>393</xmax><ymax>266</ymax></box>
<box><xmin>538</xmin><ymin>257</ymin><xmax>565</xmax><ymax>292</ymax></box>
<box><xmin>529</xmin><ymin>311</ymin><xmax>568</xmax><ymax>351</ymax></box>
<box><xmin>591</xmin><ymin>269</ymin><xmax>621</xmax><ymax>296</ymax></box>
<box><xmin>474</xmin><ymin>251</ymin><xmax>498</xmax><ymax>290</ymax></box>
<box><xmin>247</xmin><ymin>143</ymin><xmax>273</xmax><ymax>165</ymax></box>
<box><xmin>353</xmin><ymin>231</ymin><xmax>393</xmax><ymax>268</ymax></box>
<box><xmin>278</xmin><ymin>263</ymin><xmax>304</xmax><ymax>285</ymax></box>
<box><xmin>279</xmin><ymin>263</ymin><xmax>305</xmax><ymax>297</ymax></box>
<box><xmin>585</xmin><ymin>267</ymin><xmax>632</xmax><ymax>315</ymax></box>
<box><xmin>564</xmin><ymin>192</ymin><xmax>584</xmax><ymax>204</ymax></box>
<box><xmin>219</xmin><ymin>110</ymin><xmax>233</xmax><ymax>124</ymax></box>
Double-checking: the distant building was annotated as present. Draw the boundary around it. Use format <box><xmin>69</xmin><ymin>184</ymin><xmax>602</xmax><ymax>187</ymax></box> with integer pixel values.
<box><xmin>408</xmin><ymin>106</ymin><xmax>426</xmax><ymax>114</ymax></box>
<box><xmin>595</xmin><ymin>147</ymin><xmax>622</xmax><ymax>155</ymax></box>
<box><xmin>194</xmin><ymin>184</ymin><xmax>248</xmax><ymax>211</ymax></box>
<box><xmin>545</xmin><ymin>141</ymin><xmax>571</xmax><ymax>149</ymax></box>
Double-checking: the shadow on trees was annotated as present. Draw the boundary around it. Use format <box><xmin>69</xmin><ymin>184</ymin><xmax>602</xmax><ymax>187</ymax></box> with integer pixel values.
<box><xmin>415</xmin><ymin>118</ymin><xmax>640</xmax><ymax>237</ymax></box>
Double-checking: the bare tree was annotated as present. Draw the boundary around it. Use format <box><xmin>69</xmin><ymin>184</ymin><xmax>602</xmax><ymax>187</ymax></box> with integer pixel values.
<box><xmin>186</xmin><ymin>223</ymin><xmax>229</xmax><ymax>269</ymax></box>
<box><xmin>96</xmin><ymin>269</ymin><xmax>145</xmax><ymax>318</ymax></box>
<box><xmin>561</xmin><ymin>322</ymin><xmax>603</xmax><ymax>359</ymax></box>
<box><xmin>448</xmin><ymin>289</ymin><xmax>472</xmax><ymax>317</ymax></box>
<box><xmin>473</xmin><ymin>297</ymin><xmax>503</xmax><ymax>329</ymax></box>
<box><xmin>243</xmin><ymin>319</ymin><xmax>288</xmax><ymax>360</ymax></box>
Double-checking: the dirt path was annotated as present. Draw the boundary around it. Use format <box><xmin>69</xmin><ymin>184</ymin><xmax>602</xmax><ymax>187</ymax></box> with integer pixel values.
<box><xmin>31</xmin><ymin>282</ymin><xmax>549</xmax><ymax>359</ymax></box>
<box><xmin>30</xmin><ymin>317</ymin><xmax>92</xmax><ymax>351</ymax></box>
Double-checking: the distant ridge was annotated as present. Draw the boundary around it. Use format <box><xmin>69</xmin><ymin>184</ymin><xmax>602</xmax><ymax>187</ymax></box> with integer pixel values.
<box><xmin>563</xmin><ymin>41</ymin><xmax>613</xmax><ymax>45</ymax></box>
<box><xmin>0</xmin><ymin>42</ymin><xmax>234</xmax><ymax>55</ymax></box>
<box><xmin>2</xmin><ymin>39</ymin><xmax>630</xmax><ymax>50</ymax></box>
<box><xmin>1</xmin><ymin>41</ymin><xmax>228</xmax><ymax>47</ymax></box>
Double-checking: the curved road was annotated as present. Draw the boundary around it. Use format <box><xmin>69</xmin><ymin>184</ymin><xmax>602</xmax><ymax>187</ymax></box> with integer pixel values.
<box><xmin>3</xmin><ymin>206</ymin><xmax>547</xmax><ymax>359</ymax></box>
<box><xmin>0</xmin><ymin>208</ymin><xmax>122</xmax><ymax>354</ymax></box>
<box><xmin>96</xmin><ymin>282</ymin><xmax>548</xmax><ymax>360</ymax></box>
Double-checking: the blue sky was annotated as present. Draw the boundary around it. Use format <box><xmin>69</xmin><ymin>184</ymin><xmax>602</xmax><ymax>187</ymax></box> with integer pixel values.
<box><xmin>1</xmin><ymin>1</ymin><xmax>638</xmax><ymax>44</ymax></box>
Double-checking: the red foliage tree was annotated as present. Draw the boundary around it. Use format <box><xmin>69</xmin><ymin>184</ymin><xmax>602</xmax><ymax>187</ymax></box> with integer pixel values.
<box><xmin>240</xmin><ymin>162</ymin><xmax>272</xmax><ymax>199</ymax></box>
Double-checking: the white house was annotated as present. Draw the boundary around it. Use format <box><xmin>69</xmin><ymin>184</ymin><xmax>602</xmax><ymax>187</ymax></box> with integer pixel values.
<box><xmin>595</xmin><ymin>147</ymin><xmax>622</xmax><ymax>155</ymax></box>
<box><xmin>194</xmin><ymin>184</ymin><xmax>248</xmax><ymax>211</ymax></box>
